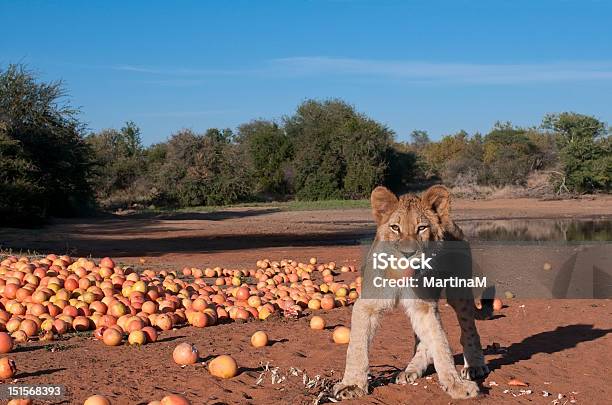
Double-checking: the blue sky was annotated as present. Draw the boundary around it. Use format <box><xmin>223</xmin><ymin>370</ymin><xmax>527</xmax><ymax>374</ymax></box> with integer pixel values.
<box><xmin>1</xmin><ymin>0</ymin><xmax>611</xmax><ymax>144</ymax></box>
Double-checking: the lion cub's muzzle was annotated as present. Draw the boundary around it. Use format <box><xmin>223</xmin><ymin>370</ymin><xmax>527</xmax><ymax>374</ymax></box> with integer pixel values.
<box><xmin>394</xmin><ymin>240</ymin><xmax>423</xmax><ymax>259</ymax></box>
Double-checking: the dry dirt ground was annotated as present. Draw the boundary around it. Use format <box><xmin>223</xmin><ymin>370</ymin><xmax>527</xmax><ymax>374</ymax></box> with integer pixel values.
<box><xmin>1</xmin><ymin>196</ymin><xmax>611</xmax><ymax>405</ymax></box>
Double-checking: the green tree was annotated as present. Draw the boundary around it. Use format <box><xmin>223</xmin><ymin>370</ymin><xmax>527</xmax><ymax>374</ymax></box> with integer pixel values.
<box><xmin>86</xmin><ymin>121</ymin><xmax>146</xmax><ymax>207</ymax></box>
<box><xmin>384</xmin><ymin>142</ymin><xmax>418</xmax><ymax>193</ymax></box>
<box><xmin>285</xmin><ymin>99</ymin><xmax>393</xmax><ymax>200</ymax></box>
<box><xmin>543</xmin><ymin>112</ymin><xmax>610</xmax><ymax>192</ymax></box>
<box><xmin>482</xmin><ymin>126</ymin><xmax>538</xmax><ymax>186</ymax></box>
<box><xmin>409</xmin><ymin>130</ymin><xmax>430</xmax><ymax>150</ymax></box>
<box><xmin>119</xmin><ymin>121</ymin><xmax>143</xmax><ymax>157</ymax></box>
<box><xmin>237</xmin><ymin>120</ymin><xmax>292</xmax><ymax>195</ymax></box>
<box><xmin>422</xmin><ymin>130</ymin><xmax>473</xmax><ymax>179</ymax></box>
<box><xmin>443</xmin><ymin>133</ymin><xmax>485</xmax><ymax>185</ymax></box>
<box><xmin>0</xmin><ymin>128</ymin><xmax>47</xmax><ymax>224</ymax></box>
<box><xmin>155</xmin><ymin>129</ymin><xmax>253</xmax><ymax>206</ymax></box>
<box><xmin>0</xmin><ymin>64</ymin><xmax>93</xmax><ymax>225</ymax></box>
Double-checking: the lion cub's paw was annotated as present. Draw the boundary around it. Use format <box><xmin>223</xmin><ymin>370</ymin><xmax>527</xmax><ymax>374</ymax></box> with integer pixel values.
<box><xmin>461</xmin><ymin>365</ymin><xmax>489</xmax><ymax>380</ymax></box>
<box><xmin>332</xmin><ymin>383</ymin><xmax>367</xmax><ymax>400</ymax></box>
<box><xmin>395</xmin><ymin>368</ymin><xmax>422</xmax><ymax>385</ymax></box>
<box><xmin>442</xmin><ymin>377</ymin><xmax>480</xmax><ymax>399</ymax></box>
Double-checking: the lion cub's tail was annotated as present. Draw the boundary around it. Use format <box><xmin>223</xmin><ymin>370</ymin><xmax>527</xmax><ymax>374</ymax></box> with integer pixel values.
<box><xmin>474</xmin><ymin>286</ymin><xmax>495</xmax><ymax>320</ymax></box>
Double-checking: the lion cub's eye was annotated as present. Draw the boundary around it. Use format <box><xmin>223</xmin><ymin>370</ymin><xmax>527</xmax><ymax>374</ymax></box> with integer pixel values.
<box><xmin>390</xmin><ymin>224</ymin><xmax>400</xmax><ymax>233</ymax></box>
<box><xmin>417</xmin><ymin>224</ymin><xmax>429</xmax><ymax>233</ymax></box>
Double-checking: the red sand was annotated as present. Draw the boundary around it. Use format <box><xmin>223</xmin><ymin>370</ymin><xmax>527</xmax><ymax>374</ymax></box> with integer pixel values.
<box><xmin>2</xmin><ymin>196</ymin><xmax>612</xmax><ymax>404</ymax></box>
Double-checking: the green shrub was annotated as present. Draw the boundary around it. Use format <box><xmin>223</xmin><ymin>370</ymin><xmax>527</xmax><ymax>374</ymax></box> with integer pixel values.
<box><xmin>237</xmin><ymin>120</ymin><xmax>292</xmax><ymax>196</ymax></box>
<box><xmin>0</xmin><ymin>64</ymin><xmax>93</xmax><ymax>225</ymax></box>
<box><xmin>285</xmin><ymin>99</ymin><xmax>393</xmax><ymax>200</ymax></box>
<box><xmin>86</xmin><ymin>121</ymin><xmax>147</xmax><ymax>208</ymax></box>
<box><xmin>155</xmin><ymin>129</ymin><xmax>253</xmax><ymax>206</ymax></box>
<box><xmin>543</xmin><ymin>112</ymin><xmax>610</xmax><ymax>192</ymax></box>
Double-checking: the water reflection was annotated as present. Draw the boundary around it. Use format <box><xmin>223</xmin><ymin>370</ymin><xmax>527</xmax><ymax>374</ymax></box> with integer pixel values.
<box><xmin>459</xmin><ymin>218</ymin><xmax>612</xmax><ymax>241</ymax></box>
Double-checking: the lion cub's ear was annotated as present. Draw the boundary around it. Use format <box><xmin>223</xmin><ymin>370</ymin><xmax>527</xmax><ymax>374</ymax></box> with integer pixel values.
<box><xmin>422</xmin><ymin>185</ymin><xmax>452</xmax><ymax>220</ymax></box>
<box><xmin>371</xmin><ymin>186</ymin><xmax>398</xmax><ymax>225</ymax></box>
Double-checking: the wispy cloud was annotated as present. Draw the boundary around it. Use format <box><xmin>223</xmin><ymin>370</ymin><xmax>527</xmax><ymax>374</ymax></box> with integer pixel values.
<box><xmin>273</xmin><ymin>57</ymin><xmax>612</xmax><ymax>84</ymax></box>
<box><xmin>112</xmin><ymin>64</ymin><xmax>265</xmax><ymax>77</ymax></box>
<box><xmin>134</xmin><ymin>109</ymin><xmax>237</xmax><ymax>118</ymax></box>
<box><xmin>111</xmin><ymin>57</ymin><xmax>612</xmax><ymax>85</ymax></box>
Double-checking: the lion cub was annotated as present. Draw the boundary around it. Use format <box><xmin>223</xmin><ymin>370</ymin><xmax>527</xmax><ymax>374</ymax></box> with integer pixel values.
<box><xmin>333</xmin><ymin>185</ymin><xmax>491</xmax><ymax>400</ymax></box>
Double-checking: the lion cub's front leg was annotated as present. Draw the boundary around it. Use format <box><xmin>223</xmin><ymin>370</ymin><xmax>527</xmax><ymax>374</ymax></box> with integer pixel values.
<box><xmin>395</xmin><ymin>334</ymin><xmax>432</xmax><ymax>385</ymax></box>
<box><xmin>448</xmin><ymin>298</ymin><xmax>489</xmax><ymax>381</ymax></box>
<box><xmin>333</xmin><ymin>298</ymin><xmax>390</xmax><ymax>400</ymax></box>
<box><xmin>403</xmin><ymin>299</ymin><xmax>480</xmax><ymax>399</ymax></box>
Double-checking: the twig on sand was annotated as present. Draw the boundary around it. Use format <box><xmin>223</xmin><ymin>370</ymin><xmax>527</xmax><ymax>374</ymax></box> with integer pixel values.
<box><xmin>252</xmin><ymin>361</ymin><xmax>337</xmax><ymax>404</ymax></box>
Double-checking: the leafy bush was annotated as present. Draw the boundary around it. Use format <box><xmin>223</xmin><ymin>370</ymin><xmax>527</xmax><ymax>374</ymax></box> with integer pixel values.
<box><xmin>482</xmin><ymin>125</ymin><xmax>539</xmax><ymax>186</ymax></box>
<box><xmin>0</xmin><ymin>64</ymin><xmax>93</xmax><ymax>225</ymax></box>
<box><xmin>383</xmin><ymin>142</ymin><xmax>419</xmax><ymax>194</ymax></box>
<box><xmin>543</xmin><ymin>112</ymin><xmax>611</xmax><ymax>192</ymax></box>
<box><xmin>285</xmin><ymin>99</ymin><xmax>393</xmax><ymax>200</ymax></box>
<box><xmin>86</xmin><ymin>121</ymin><xmax>149</xmax><ymax>208</ymax></box>
<box><xmin>237</xmin><ymin>120</ymin><xmax>292</xmax><ymax>196</ymax></box>
<box><xmin>420</xmin><ymin>123</ymin><xmax>559</xmax><ymax>189</ymax></box>
<box><xmin>421</xmin><ymin>130</ymin><xmax>484</xmax><ymax>184</ymax></box>
<box><xmin>154</xmin><ymin>129</ymin><xmax>253</xmax><ymax>207</ymax></box>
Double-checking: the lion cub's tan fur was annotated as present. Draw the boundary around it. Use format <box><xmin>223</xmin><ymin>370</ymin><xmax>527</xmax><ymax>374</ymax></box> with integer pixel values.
<box><xmin>333</xmin><ymin>185</ymin><xmax>489</xmax><ymax>400</ymax></box>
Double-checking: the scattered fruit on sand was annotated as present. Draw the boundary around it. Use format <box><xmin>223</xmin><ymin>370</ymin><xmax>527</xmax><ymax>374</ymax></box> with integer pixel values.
<box><xmin>160</xmin><ymin>394</ymin><xmax>191</xmax><ymax>405</ymax></box>
<box><xmin>83</xmin><ymin>395</ymin><xmax>112</xmax><ymax>405</ymax></box>
<box><xmin>208</xmin><ymin>355</ymin><xmax>238</xmax><ymax>379</ymax></box>
<box><xmin>508</xmin><ymin>378</ymin><xmax>529</xmax><ymax>387</ymax></box>
<box><xmin>250</xmin><ymin>331</ymin><xmax>268</xmax><ymax>348</ymax></box>
<box><xmin>102</xmin><ymin>328</ymin><xmax>123</xmax><ymax>346</ymax></box>
<box><xmin>0</xmin><ymin>333</ymin><xmax>13</xmax><ymax>354</ymax></box>
<box><xmin>173</xmin><ymin>343</ymin><xmax>199</xmax><ymax>365</ymax></box>
<box><xmin>0</xmin><ymin>254</ymin><xmax>359</xmax><ymax>346</ymax></box>
<box><xmin>310</xmin><ymin>316</ymin><xmax>326</xmax><ymax>330</ymax></box>
<box><xmin>332</xmin><ymin>326</ymin><xmax>350</xmax><ymax>344</ymax></box>
<box><xmin>128</xmin><ymin>330</ymin><xmax>147</xmax><ymax>345</ymax></box>
<box><xmin>8</xmin><ymin>398</ymin><xmax>33</xmax><ymax>405</ymax></box>
<box><xmin>0</xmin><ymin>357</ymin><xmax>16</xmax><ymax>379</ymax></box>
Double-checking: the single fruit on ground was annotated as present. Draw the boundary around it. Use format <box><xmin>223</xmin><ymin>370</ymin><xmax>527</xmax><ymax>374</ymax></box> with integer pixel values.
<box><xmin>8</xmin><ymin>398</ymin><xmax>33</xmax><ymax>405</ymax></box>
<box><xmin>0</xmin><ymin>333</ymin><xmax>13</xmax><ymax>353</ymax></box>
<box><xmin>173</xmin><ymin>343</ymin><xmax>199</xmax><ymax>365</ymax></box>
<box><xmin>310</xmin><ymin>316</ymin><xmax>325</xmax><ymax>330</ymax></box>
<box><xmin>84</xmin><ymin>395</ymin><xmax>111</xmax><ymax>405</ymax></box>
<box><xmin>0</xmin><ymin>357</ymin><xmax>16</xmax><ymax>379</ymax></box>
<box><xmin>128</xmin><ymin>330</ymin><xmax>147</xmax><ymax>345</ymax></box>
<box><xmin>160</xmin><ymin>394</ymin><xmax>191</xmax><ymax>405</ymax></box>
<box><xmin>250</xmin><ymin>331</ymin><xmax>268</xmax><ymax>348</ymax></box>
<box><xmin>208</xmin><ymin>355</ymin><xmax>238</xmax><ymax>379</ymax></box>
<box><xmin>102</xmin><ymin>328</ymin><xmax>123</xmax><ymax>346</ymax></box>
<box><xmin>493</xmin><ymin>298</ymin><xmax>503</xmax><ymax>311</ymax></box>
<box><xmin>142</xmin><ymin>326</ymin><xmax>158</xmax><ymax>343</ymax></box>
<box><xmin>332</xmin><ymin>326</ymin><xmax>350</xmax><ymax>344</ymax></box>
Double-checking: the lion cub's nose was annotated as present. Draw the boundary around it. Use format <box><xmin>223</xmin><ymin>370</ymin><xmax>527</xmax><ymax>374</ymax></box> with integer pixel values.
<box><xmin>397</xmin><ymin>241</ymin><xmax>419</xmax><ymax>258</ymax></box>
<box><xmin>399</xmin><ymin>250</ymin><xmax>417</xmax><ymax>258</ymax></box>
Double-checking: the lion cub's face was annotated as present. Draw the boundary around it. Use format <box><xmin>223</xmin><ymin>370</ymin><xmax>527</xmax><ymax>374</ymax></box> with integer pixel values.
<box><xmin>370</xmin><ymin>185</ymin><xmax>462</xmax><ymax>244</ymax></box>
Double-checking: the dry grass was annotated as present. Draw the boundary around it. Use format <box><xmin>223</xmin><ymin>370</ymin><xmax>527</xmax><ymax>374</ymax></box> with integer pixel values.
<box><xmin>450</xmin><ymin>171</ymin><xmax>557</xmax><ymax>200</ymax></box>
